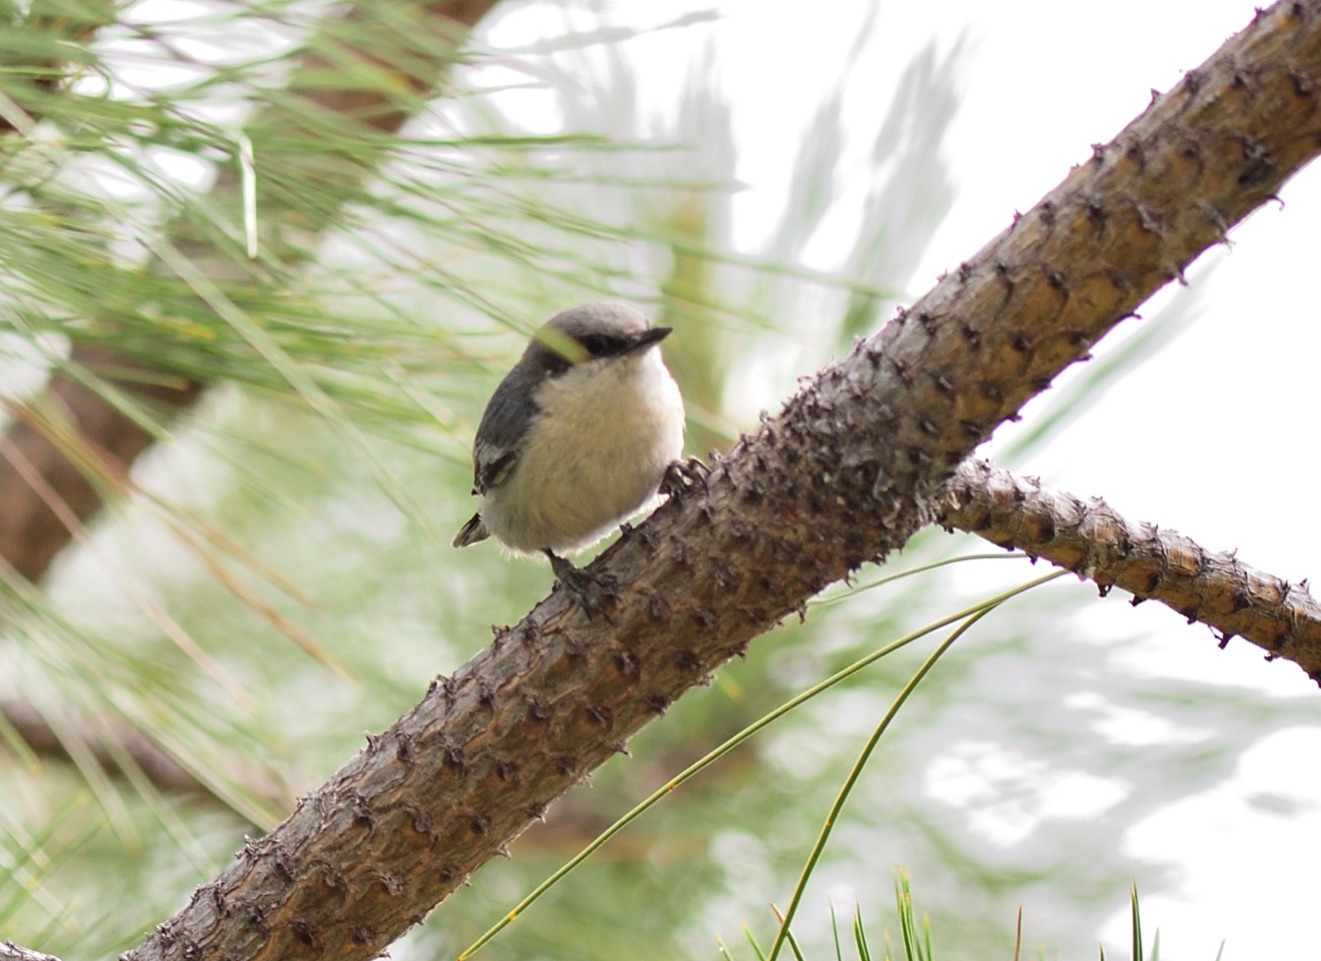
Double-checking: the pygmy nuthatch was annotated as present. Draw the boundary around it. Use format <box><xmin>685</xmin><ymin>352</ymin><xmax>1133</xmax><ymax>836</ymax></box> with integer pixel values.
<box><xmin>453</xmin><ymin>301</ymin><xmax>686</xmax><ymax>596</ymax></box>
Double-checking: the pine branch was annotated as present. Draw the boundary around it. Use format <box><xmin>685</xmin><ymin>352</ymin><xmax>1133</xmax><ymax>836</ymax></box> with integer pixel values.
<box><xmin>0</xmin><ymin>697</ymin><xmax>290</xmax><ymax>808</ymax></box>
<box><xmin>941</xmin><ymin>459</ymin><xmax>1321</xmax><ymax>680</ymax></box>
<box><xmin>73</xmin><ymin>5</ymin><xmax>1319</xmax><ymax>961</ymax></box>
<box><xmin>0</xmin><ymin>0</ymin><xmax>503</xmax><ymax>586</ymax></box>
<box><xmin>0</xmin><ymin>348</ymin><xmax>205</xmax><ymax>582</ymax></box>
<box><xmin>0</xmin><ymin>0</ymin><xmax>116</xmax><ymax>133</ymax></box>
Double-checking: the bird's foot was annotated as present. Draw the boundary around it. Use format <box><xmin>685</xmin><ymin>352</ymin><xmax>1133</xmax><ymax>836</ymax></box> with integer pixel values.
<box><xmin>660</xmin><ymin>456</ymin><xmax>710</xmax><ymax>498</ymax></box>
<box><xmin>544</xmin><ymin>550</ymin><xmax>617</xmax><ymax>620</ymax></box>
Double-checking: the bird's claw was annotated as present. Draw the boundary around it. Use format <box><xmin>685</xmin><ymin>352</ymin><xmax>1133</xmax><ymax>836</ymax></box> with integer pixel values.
<box><xmin>545</xmin><ymin>550</ymin><xmax>617</xmax><ymax>620</ymax></box>
<box><xmin>660</xmin><ymin>456</ymin><xmax>710</xmax><ymax>498</ymax></box>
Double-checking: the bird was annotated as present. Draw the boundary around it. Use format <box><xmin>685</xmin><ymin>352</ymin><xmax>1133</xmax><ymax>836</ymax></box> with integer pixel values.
<box><xmin>453</xmin><ymin>301</ymin><xmax>686</xmax><ymax>603</ymax></box>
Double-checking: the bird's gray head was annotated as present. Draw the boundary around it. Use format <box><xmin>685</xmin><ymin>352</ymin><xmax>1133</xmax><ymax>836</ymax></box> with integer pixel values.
<box><xmin>520</xmin><ymin>301</ymin><xmax>671</xmax><ymax>378</ymax></box>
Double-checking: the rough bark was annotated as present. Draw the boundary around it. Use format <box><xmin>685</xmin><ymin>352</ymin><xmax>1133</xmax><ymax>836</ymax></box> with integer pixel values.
<box><xmin>941</xmin><ymin>460</ymin><xmax>1321</xmax><ymax>678</ymax></box>
<box><xmin>0</xmin><ymin>942</ymin><xmax>60</xmax><ymax>961</ymax></box>
<box><xmin>85</xmin><ymin>5</ymin><xmax>1317</xmax><ymax>961</ymax></box>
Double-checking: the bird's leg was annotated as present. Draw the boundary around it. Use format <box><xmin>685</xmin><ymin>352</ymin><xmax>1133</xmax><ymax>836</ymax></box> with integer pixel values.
<box><xmin>544</xmin><ymin>549</ymin><xmax>617</xmax><ymax>620</ymax></box>
<box><xmin>660</xmin><ymin>456</ymin><xmax>710</xmax><ymax>498</ymax></box>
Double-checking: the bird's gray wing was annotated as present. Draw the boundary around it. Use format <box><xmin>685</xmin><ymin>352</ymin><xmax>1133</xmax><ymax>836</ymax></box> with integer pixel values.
<box><xmin>471</xmin><ymin>366</ymin><xmax>539</xmax><ymax>495</ymax></box>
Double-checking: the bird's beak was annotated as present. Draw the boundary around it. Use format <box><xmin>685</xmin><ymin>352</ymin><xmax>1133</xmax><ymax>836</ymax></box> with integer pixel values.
<box><xmin>626</xmin><ymin>326</ymin><xmax>672</xmax><ymax>353</ymax></box>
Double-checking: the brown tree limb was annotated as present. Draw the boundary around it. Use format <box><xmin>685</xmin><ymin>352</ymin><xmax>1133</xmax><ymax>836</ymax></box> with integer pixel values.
<box><xmin>0</xmin><ymin>349</ymin><xmax>206</xmax><ymax>583</ymax></box>
<box><xmin>0</xmin><ymin>941</ymin><xmax>60</xmax><ymax>961</ymax></box>
<box><xmin>940</xmin><ymin>460</ymin><xmax>1321</xmax><ymax>681</ymax></box>
<box><xmin>94</xmin><ymin>5</ymin><xmax>1321</xmax><ymax>961</ymax></box>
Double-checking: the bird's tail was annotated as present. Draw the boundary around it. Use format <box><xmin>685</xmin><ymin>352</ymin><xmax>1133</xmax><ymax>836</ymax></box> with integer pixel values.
<box><xmin>452</xmin><ymin>513</ymin><xmax>489</xmax><ymax>548</ymax></box>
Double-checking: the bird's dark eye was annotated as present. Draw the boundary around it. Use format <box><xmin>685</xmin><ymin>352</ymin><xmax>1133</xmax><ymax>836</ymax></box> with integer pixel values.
<box><xmin>579</xmin><ymin>334</ymin><xmax>613</xmax><ymax>356</ymax></box>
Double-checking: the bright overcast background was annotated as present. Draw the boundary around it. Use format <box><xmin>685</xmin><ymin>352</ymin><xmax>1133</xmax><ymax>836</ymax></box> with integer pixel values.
<box><xmin>506</xmin><ymin>1</ymin><xmax>1321</xmax><ymax>956</ymax></box>
<box><xmin>796</xmin><ymin>2</ymin><xmax>1320</xmax><ymax>955</ymax></box>
<box><xmin>8</xmin><ymin>1</ymin><xmax>1307</xmax><ymax>958</ymax></box>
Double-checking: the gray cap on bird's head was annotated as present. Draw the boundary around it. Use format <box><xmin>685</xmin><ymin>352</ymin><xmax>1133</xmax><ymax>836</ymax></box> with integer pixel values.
<box><xmin>521</xmin><ymin>301</ymin><xmax>672</xmax><ymax>374</ymax></box>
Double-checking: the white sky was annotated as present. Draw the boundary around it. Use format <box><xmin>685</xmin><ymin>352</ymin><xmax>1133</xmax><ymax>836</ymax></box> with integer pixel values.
<box><xmin>714</xmin><ymin>0</ymin><xmax>1321</xmax><ymax>576</ymax></box>
<box><xmin>704</xmin><ymin>2</ymin><xmax>1321</xmax><ymax>956</ymax></box>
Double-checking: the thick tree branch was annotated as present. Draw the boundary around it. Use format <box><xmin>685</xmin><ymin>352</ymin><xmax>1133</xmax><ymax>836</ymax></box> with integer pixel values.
<box><xmin>941</xmin><ymin>460</ymin><xmax>1321</xmax><ymax>681</ymax></box>
<box><xmin>111</xmin><ymin>5</ymin><xmax>1321</xmax><ymax>961</ymax></box>
<box><xmin>0</xmin><ymin>942</ymin><xmax>60</xmax><ymax>961</ymax></box>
